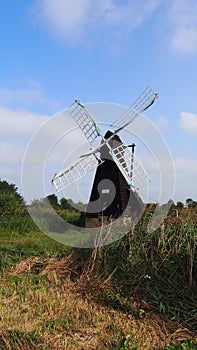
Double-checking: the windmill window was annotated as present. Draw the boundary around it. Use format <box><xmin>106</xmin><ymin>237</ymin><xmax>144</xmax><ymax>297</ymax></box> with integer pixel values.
<box><xmin>102</xmin><ymin>189</ymin><xmax>110</xmax><ymax>194</ymax></box>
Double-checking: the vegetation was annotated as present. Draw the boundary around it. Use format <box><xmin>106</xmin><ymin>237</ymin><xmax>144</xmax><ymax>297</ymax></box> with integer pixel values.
<box><xmin>0</xmin><ymin>180</ymin><xmax>25</xmax><ymax>215</ymax></box>
<box><xmin>0</xmin><ymin>179</ymin><xmax>196</xmax><ymax>349</ymax></box>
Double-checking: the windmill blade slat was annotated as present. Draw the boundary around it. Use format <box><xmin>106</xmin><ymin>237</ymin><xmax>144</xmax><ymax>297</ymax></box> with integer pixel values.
<box><xmin>109</xmin><ymin>143</ymin><xmax>150</xmax><ymax>189</ymax></box>
<box><xmin>131</xmin><ymin>159</ymin><xmax>151</xmax><ymax>190</ymax></box>
<box><xmin>69</xmin><ymin>99</ymin><xmax>102</xmax><ymax>145</ymax></box>
<box><xmin>52</xmin><ymin>152</ymin><xmax>103</xmax><ymax>192</ymax></box>
<box><xmin>111</xmin><ymin>86</ymin><xmax>158</xmax><ymax>130</ymax></box>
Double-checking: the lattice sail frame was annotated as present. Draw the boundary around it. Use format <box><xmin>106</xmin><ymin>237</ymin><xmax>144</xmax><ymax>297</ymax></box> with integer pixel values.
<box><xmin>52</xmin><ymin>152</ymin><xmax>103</xmax><ymax>192</ymax></box>
<box><xmin>109</xmin><ymin>142</ymin><xmax>150</xmax><ymax>190</ymax></box>
<box><xmin>111</xmin><ymin>86</ymin><xmax>158</xmax><ymax>130</ymax></box>
<box><xmin>52</xmin><ymin>86</ymin><xmax>158</xmax><ymax>192</ymax></box>
<box><xmin>69</xmin><ymin>99</ymin><xmax>102</xmax><ymax>145</ymax></box>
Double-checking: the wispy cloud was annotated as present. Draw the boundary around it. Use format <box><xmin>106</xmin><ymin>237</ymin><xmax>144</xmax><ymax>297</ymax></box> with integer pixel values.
<box><xmin>33</xmin><ymin>0</ymin><xmax>161</xmax><ymax>44</ymax></box>
<box><xmin>0</xmin><ymin>141</ymin><xmax>24</xmax><ymax>166</ymax></box>
<box><xmin>174</xmin><ymin>156</ymin><xmax>197</xmax><ymax>200</ymax></box>
<box><xmin>0</xmin><ymin>105</ymin><xmax>48</xmax><ymax>139</ymax></box>
<box><xmin>0</xmin><ymin>83</ymin><xmax>60</xmax><ymax>112</ymax></box>
<box><xmin>154</xmin><ymin>115</ymin><xmax>170</xmax><ymax>132</ymax></box>
<box><xmin>33</xmin><ymin>0</ymin><xmax>92</xmax><ymax>42</ymax></box>
<box><xmin>0</xmin><ymin>102</ymin><xmax>85</xmax><ymax>200</ymax></box>
<box><xmin>0</xmin><ymin>105</ymin><xmax>47</xmax><ymax>190</ymax></box>
<box><xmin>32</xmin><ymin>0</ymin><xmax>197</xmax><ymax>55</ymax></box>
<box><xmin>180</xmin><ymin>112</ymin><xmax>197</xmax><ymax>134</ymax></box>
<box><xmin>0</xmin><ymin>105</ymin><xmax>49</xmax><ymax>184</ymax></box>
<box><xmin>165</xmin><ymin>0</ymin><xmax>197</xmax><ymax>55</ymax></box>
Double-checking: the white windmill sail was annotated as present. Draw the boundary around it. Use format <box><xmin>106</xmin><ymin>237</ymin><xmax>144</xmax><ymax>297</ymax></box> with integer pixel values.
<box><xmin>111</xmin><ymin>86</ymin><xmax>159</xmax><ymax>131</ymax></box>
<box><xmin>109</xmin><ymin>143</ymin><xmax>150</xmax><ymax>189</ymax></box>
<box><xmin>52</xmin><ymin>86</ymin><xmax>158</xmax><ymax>193</ymax></box>
<box><xmin>69</xmin><ymin>99</ymin><xmax>102</xmax><ymax>145</ymax></box>
<box><xmin>131</xmin><ymin>158</ymin><xmax>151</xmax><ymax>190</ymax></box>
<box><xmin>52</xmin><ymin>151</ymin><xmax>103</xmax><ymax>192</ymax></box>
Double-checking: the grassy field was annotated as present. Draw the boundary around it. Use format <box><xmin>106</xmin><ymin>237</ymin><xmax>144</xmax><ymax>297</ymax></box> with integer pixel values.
<box><xmin>0</xmin><ymin>212</ymin><xmax>196</xmax><ymax>349</ymax></box>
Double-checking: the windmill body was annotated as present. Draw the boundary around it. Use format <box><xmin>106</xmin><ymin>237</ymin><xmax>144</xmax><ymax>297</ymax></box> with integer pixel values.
<box><xmin>86</xmin><ymin>130</ymin><xmax>144</xmax><ymax>225</ymax></box>
<box><xmin>52</xmin><ymin>86</ymin><xmax>159</xmax><ymax>227</ymax></box>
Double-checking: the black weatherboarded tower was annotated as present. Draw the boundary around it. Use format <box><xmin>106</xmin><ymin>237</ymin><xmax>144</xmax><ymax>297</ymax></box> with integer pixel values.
<box><xmin>86</xmin><ymin>130</ymin><xmax>144</xmax><ymax>227</ymax></box>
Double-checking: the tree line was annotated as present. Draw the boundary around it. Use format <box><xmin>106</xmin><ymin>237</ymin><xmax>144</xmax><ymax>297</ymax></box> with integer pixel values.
<box><xmin>0</xmin><ymin>179</ymin><xmax>196</xmax><ymax>216</ymax></box>
<box><xmin>0</xmin><ymin>180</ymin><xmax>86</xmax><ymax>215</ymax></box>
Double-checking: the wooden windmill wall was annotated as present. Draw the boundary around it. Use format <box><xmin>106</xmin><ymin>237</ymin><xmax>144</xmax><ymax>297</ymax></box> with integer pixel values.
<box><xmin>85</xmin><ymin>131</ymin><xmax>144</xmax><ymax>227</ymax></box>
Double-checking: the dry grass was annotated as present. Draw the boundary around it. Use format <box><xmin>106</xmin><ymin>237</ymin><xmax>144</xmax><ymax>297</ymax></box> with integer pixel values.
<box><xmin>0</xmin><ymin>253</ymin><xmax>196</xmax><ymax>350</ymax></box>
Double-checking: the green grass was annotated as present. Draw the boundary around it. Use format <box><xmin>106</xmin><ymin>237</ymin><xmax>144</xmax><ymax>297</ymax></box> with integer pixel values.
<box><xmin>97</xmin><ymin>215</ymin><xmax>197</xmax><ymax>330</ymax></box>
<box><xmin>0</xmin><ymin>212</ymin><xmax>196</xmax><ymax>349</ymax></box>
<box><xmin>113</xmin><ymin>337</ymin><xmax>197</xmax><ymax>350</ymax></box>
<box><xmin>0</xmin><ymin>216</ymin><xmax>71</xmax><ymax>272</ymax></box>
<box><xmin>0</xmin><ymin>329</ymin><xmax>49</xmax><ymax>350</ymax></box>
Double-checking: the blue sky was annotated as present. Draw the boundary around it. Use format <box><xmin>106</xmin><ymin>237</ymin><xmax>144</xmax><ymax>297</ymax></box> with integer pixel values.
<box><xmin>0</xmin><ymin>0</ymin><xmax>197</xmax><ymax>204</ymax></box>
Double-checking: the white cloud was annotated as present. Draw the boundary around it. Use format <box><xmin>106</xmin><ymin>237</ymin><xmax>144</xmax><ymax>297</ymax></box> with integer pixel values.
<box><xmin>0</xmin><ymin>102</ymin><xmax>90</xmax><ymax>201</ymax></box>
<box><xmin>174</xmin><ymin>156</ymin><xmax>197</xmax><ymax>201</ymax></box>
<box><xmin>34</xmin><ymin>0</ymin><xmax>92</xmax><ymax>41</ymax></box>
<box><xmin>0</xmin><ymin>105</ymin><xmax>49</xmax><ymax>186</ymax></box>
<box><xmin>0</xmin><ymin>83</ymin><xmax>60</xmax><ymax>192</ymax></box>
<box><xmin>0</xmin><ymin>104</ymin><xmax>83</xmax><ymax>165</ymax></box>
<box><xmin>154</xmin><ymin>116</ymin><xmax>169</xmax><ymax>132</ymax></box>
<box><xmin>0</xmin><ymin>84</ymin><xmax>41</xmax><ymax>106</ymax></box>
<box><xmin>175</xmin><ymin>157</ymin><xmax>197</xmax><ymax>171</ymax></box>
<box><xmin>32</xmin><ymin>0</ymin><xmax>197</xmax><ymax>55</ymax></box>
<box><xmin>180</xmin><ymin>112</ymin><xmax>197</xmax><ymax>134</ymax></box>
<box><xmin>166</xmin><ymin>0</ymin><xmax>197</xmax><ymax>54</ymax></box>
<box><xmin>33</xmin><ymin>0</ymin><xmax>161</xmax><ymax>43</ymax></box>
<box><xmin>0</xmin><ymin>105</ymin><xmax>48</xmax><ymax>139</ymax></box>
<box><xmin>0</xmin><ymin>141</ymin><xmax>24</xmax><ymax>166</ymax></box>
<box><xmin>0</xmin><ymin>83</ymin><xmax>59</xmax><ymax>112</ymax></box>
<box><xmin>139</xmin><ymin>154</ymin><xmax>197</xmax><ymax>202</ymax></box>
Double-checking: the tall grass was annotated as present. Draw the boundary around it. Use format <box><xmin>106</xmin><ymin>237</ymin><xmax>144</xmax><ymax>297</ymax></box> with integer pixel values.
<box><xmin>0</xmin><ymin>254</ymin><xmax>196</xmax><ymax>350</ymax></box>
<box><xmin>0</xmin><ymin>215</ymin><xmax>36</xmax><ymax>235</ymax></box>
<box><xmin>0</xmin><ymin>209</ymin><xmax>196</xmax><ymax>349</ymax></box>
<box><xmin>97</xmin><ymin>214</ymin><xmax>197</xmax><ymax>330</ymax></box>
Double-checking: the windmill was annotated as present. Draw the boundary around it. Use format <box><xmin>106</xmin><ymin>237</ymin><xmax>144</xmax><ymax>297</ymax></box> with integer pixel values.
<box><xmin>52</xmin><ymin>86</ymin><xmax>159</xmax><ymax>227</ymax></box>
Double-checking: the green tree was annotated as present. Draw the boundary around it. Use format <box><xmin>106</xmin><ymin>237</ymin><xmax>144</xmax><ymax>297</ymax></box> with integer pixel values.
<box><xmin>46</xmin><ymin>194</ymin><xmax>59</xmax><ymax>209</ymax></box>
<box><xmin>167</xmin><ymin>199</ymin><xmax>175</xmax><ymax>208</ymax></box>
<box><xmin>60</xmin><ymin>197</ymin><xmax>71</xmax><ymax>210</ymax></box>
<box><xmin>0</xmin><ymin>179</ymin><xmax>25</xmax><ymax>214</ymax></box>
<box><xmin>176</xmin><ymin>201</ymin><xmax>184</xmax><ymax>210</ymax></box>
<box><xmin>185</xmin><ymin>198</ymin><xmax>197</xmax><ymax>208</ymax></box>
